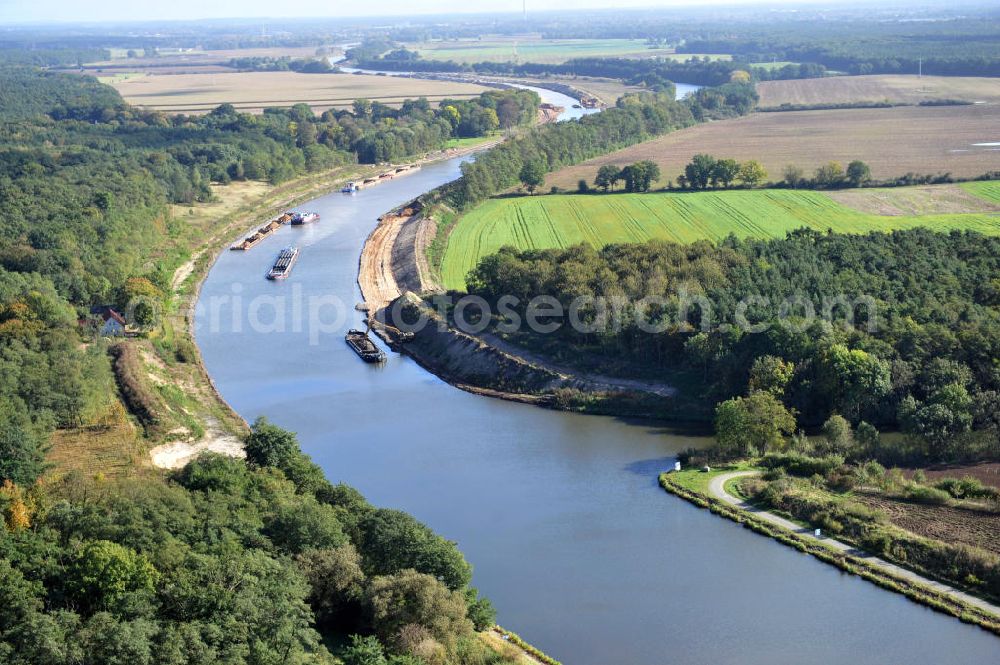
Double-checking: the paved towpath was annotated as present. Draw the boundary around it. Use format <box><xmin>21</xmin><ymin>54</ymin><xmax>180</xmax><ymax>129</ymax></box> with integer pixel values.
<box><xmin>708</xmin><ymin>470</ymin><xmax>1000</xmax><ymax>617</ymax></box>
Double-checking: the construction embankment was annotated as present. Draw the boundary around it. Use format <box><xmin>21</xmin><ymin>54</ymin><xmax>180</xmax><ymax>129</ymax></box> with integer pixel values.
<box><xmin>357</xmin><ymin>201</ymin><xmax>677</xmax><ymax>413</ymax></box>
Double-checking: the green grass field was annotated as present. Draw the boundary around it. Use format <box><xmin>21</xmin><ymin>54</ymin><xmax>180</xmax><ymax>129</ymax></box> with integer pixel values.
<box><xmin>965</xmin><ymin>180</ymin><xmax>1000</xmax><ymax>204</ymax></box>
<box><xmin>410</xmin><ymin>38</ymin><xmax>686</xmax><ymax>64</ymax></box>
<box><xmin>440</xmin><ymin>186</ymin><xmax>1000</xmax><ymax>289</ymax></box>
<box><xmin>444</xmin><ymin>135</ymin><xmax>497</xmax><ymax>150</ymax></box>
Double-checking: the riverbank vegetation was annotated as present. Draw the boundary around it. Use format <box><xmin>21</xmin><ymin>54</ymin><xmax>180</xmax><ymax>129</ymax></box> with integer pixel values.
<box><xmin>0</xmin><ymin>417</ymin><xmax>528</xmax><ymax>664</ymax></box>
<box><xmin>672</xmin><ymin>449</ymin><xmax>1000</xmax><ymax>605</ymax></box>
<box><xmin>433</xmin><ymin>88</ymin><xmax>701</xmax><ymax>211</ymax></box>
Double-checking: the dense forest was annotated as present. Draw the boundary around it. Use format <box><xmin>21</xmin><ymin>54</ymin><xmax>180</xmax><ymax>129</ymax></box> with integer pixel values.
<box><xmin>0</xmin><ymin>65</ymin><xmax>536</xmax><ymax>512</ymax></box>
<box><xmin>0</xmin><ymin>418</ymin><xmax>512</xmax><ymax>664</ymax></box>
<box><xmin>464</xmin><ymin>230</ymin><xmax>1000</xmax><ymax>463</ymax></box>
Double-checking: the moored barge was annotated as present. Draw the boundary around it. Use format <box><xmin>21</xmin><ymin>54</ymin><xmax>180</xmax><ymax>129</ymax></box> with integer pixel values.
<box><xmin>346</xmin><ymin>328</ymin><xmax>386</xmax><ymax>363</ymax></box>
<box><xmin>266</xmin><ymin>247</ymin><xmax>299</xmax><ymax>280</ymax></box>
<box><xmin>230</xmin><ymin>213</ymin><xmax>293</xmax><ymax>250</ymax></box>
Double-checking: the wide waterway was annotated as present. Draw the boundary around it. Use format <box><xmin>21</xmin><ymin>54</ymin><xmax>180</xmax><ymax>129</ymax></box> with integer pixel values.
<box><xmin>195</xmin><ymin>88</ymin><xmax>999</xmax><ymax>664</ymax></box>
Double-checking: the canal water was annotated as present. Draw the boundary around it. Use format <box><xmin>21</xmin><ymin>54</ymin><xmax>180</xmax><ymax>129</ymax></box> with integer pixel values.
<box><xmin>195</xmin><ymin>88</ymin><xmax>999</xmax><ymax>664</ymax></box>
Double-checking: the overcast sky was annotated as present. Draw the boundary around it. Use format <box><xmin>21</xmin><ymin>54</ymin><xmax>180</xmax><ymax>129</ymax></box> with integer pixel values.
<box><xmin>0</xmin><ymin>0</ymin><xmax>890</xmax><ymax>25</ymax></box>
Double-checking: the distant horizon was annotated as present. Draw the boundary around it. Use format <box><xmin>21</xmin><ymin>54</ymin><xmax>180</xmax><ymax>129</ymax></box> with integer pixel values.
<box><xmin>0</xmin><ymin>0</ymin><xmax>987</xmax><ymax>27</ymax></box>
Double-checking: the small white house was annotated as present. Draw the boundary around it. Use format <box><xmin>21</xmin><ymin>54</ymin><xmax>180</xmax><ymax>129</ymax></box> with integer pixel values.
<box><xmin>91</xmin><ymin>306</ymin><xmax>126</xmax><ymax>337</ymax></box>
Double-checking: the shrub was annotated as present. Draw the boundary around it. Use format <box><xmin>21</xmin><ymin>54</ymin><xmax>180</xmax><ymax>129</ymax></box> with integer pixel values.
<box><xmin>762</xmin><ymin>467</ymin><xmax>786</xmax><ymax>482</ymax></box>
<box><xmin>109</xmin><ymin>342</ymin><xmax>165</xmax><ymax>429</ymax></box>
<box><xmin>935</xmin><ymin>476</ymin><xmax>1000</xmax><ymax>501</ymax></box>
<box><xmin>174</xmin><ymin>339</ymin><xmax>197</xmax><ymax>363</ymax></box>
<box><xmin>861</xmin><ymin>531</ymin><xmax>893</xmax><ymax>555</ymax></box>
<box><xmin>761</xmin><ymin>452</ymin><xmax>844</xmax><ymax>477</ymax></box>
<box><xmin>815</xmin><ymin>512</ymin><xmax>844</xmax><ymax>535</ymax></box>
<box><xmin>904</xmin><ymin>484</ymin><xmax>951</xmax><ymax>505</ymax></box>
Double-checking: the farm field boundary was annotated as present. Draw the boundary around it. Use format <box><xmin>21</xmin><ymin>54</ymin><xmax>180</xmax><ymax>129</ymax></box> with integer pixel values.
<box><xmin>544</xmin><ymin>104</ymin><xmax>1000</xmax><ymax>190</ymax></box>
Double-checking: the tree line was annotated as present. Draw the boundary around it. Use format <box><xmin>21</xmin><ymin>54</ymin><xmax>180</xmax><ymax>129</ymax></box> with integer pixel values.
<box><xmin>580</xmin><ymin>161</ymin><xmax>663</xmax><ymax>193</ymax></box>
<box><xmin>227</xmin><ymin>56</ymin><xmax>335</xmax><ymax>73</ymax></box>
<box><xmin>577</xmin><ymin>155</ymin><xmax>997</xmax><ymax>195</ymax></box>
<box><xmin>676</xmin><ymin>155</ymin><xmax>870</xmax><ymax>191</ymax></box>
<box><xmin>435</xmin><ymin>84</ymin><xmax>757</xmax><ymax>211</ymax></box>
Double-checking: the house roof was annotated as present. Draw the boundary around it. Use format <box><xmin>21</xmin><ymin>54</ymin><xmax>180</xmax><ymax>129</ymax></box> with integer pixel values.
<box><xmin>101</xmin><ymin>309</ymin><xmax>126</xmax><ymax>326</ymax></box>
<box><xmin>90</xmin><ymin>305</ymin><xmax>126</xmax><ymax>326</ymax></box>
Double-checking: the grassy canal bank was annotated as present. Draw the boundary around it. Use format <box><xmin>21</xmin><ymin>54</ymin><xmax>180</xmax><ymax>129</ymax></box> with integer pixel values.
<box><xmin>660</xmin><ymin>465</ymin><xmax>1000</xmax><ymax>636</ymax></box>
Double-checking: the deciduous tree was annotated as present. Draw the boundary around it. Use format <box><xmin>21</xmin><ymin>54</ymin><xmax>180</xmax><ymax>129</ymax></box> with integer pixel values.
<box><xmin>594</xmin><ymin>164</ymin><xmax>621</xmax><ymax>192</ymax></box>
<box><xmin>519</xmin><ymin>160</ymin><xmax>546</xmax><ymax>194</ymax></box>
<box><xmin>714</xmin><ymin>391</ymin><xmax>796</xmax><ymax>457</ymax></box>
<box><xmin>738</xmin><ymin>160</ymin><xmax>767</xmax><ymax>187</ymax></box>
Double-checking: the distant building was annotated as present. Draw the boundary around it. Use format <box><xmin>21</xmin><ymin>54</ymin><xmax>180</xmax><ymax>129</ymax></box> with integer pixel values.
<box><xmin>90</xmin><ymin>305</ymin><xmax>126</xmax><ymax>337</ymax></box>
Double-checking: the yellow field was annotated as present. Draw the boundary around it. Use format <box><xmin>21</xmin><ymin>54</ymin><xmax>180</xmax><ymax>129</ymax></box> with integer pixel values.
<box><xmin>757</xmin><ymin>75</ymin><xmax>1000</xmax><ymax>107</ymax></box>
<box><xmin>111</xmin><ymin>71</ymin><xmax>491</xmax><ymax>114</ymax></box>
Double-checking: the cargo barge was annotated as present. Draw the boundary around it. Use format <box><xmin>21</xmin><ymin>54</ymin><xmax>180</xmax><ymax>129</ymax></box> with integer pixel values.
<box><xmin>345</xmin><ymin>165</ymin><xmax>420</xmax><ymax>193</ymax></box>
<box><xmin>230</xmin><ymin>212</ymin><xmax>293</xmax><ymax>250</ymax></box>
<box><xmin>346</xmin><ymin>328</ymin><xmax>386</xmax><ymax>363</ymax></box>
<box><xmin>266</xmin><ymin>247</ymin><xmax>299</xmax><ymax>280</ymax></box>
<box><xmin>289</xmin><ymin>211</ymin><xmax>320</xmax><ymax>225</ymax></box>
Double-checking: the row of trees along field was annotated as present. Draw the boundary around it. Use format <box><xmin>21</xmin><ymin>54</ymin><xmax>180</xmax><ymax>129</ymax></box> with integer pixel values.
<box><xmin>0</xmin><ymin>418</ymin><xmax>516</xmax><ymax>665</ymax></box>
<box><xmin>465</xmin><ymin>229</ymin><xmax>1000</xmax><ymax>465</ymax></box>
<box><xmin>584</xmin><ymin>155</ymin><xmax>996</xmax><ymax>194</ymax></box>
<box><xmin>349</xmin><ymin>45</ymin><xmax>825</xmax><ymax>87</ymax></box>
<box><xmin>0</xmin><ymin>67</ymin><xmax>536</xmax><ymax>499</ymax></box>
<box><xmin>676</xmin><ymin>155</ymin><xmax>868</xmax><ymax>190</ymax></box>
<box><xmin>436</xmin><ymin>83</ymin><xmax>757</xmax><ymax>210</ymax></box>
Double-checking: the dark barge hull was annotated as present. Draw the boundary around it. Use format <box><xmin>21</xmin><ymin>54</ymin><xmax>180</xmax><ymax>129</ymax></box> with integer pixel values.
<box><xmin>267</xmin><ymin>248</ymin><xmax>299</xmax><ymax>280</ymax></box>
<box><xmin>346</xmin><ymin>329</ymin><xmax>386</xmax><ymax>363</ymax></box>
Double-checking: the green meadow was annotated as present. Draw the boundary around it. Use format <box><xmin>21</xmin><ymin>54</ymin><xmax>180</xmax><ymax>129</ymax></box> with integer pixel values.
<box><xmin>439</xmin><ymin>186</ymin><xmax>1000</xmax><ymax>289</ymax></box>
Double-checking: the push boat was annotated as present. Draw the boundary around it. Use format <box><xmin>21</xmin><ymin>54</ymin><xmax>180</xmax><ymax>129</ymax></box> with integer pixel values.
<box><xmin>346</xmin><ymin>328</ymin><xmax>386</xmax><ymax>363</ymax></box>
<box><xmin>289</xmin><ymin>211</ymin><xmax>320</xmax><ymax>225</ymax></box>
<box><xmin>266</xmin><ymin>247</ymin><xmax>299</xmax><ymax>280</ymax></box>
